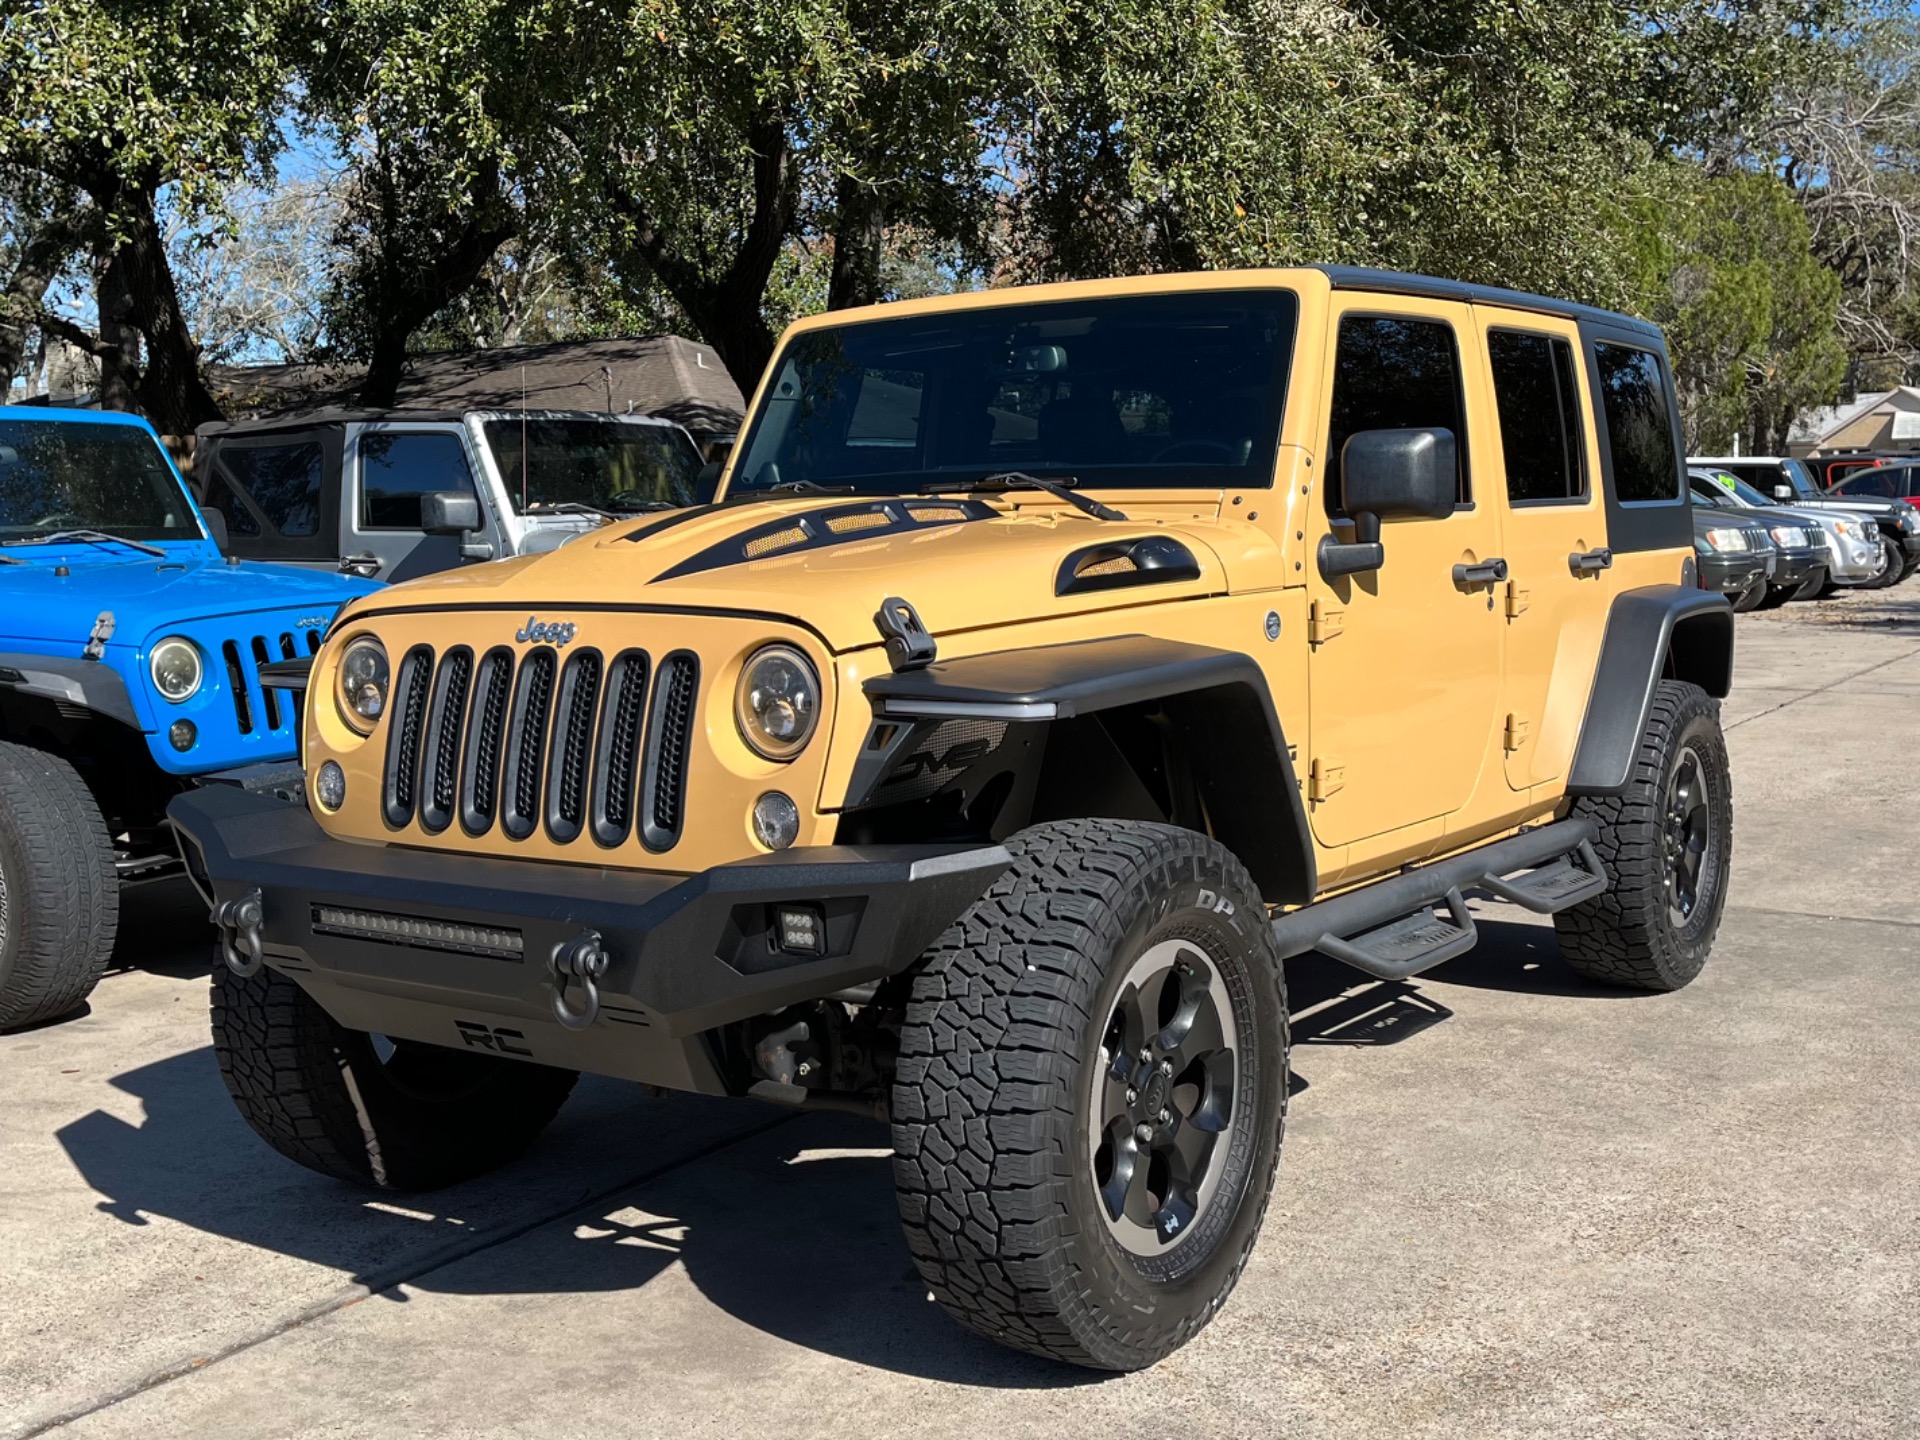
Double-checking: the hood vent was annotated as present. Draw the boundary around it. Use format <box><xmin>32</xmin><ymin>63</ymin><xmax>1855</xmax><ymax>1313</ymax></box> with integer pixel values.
<box><xmin>648</xmin><ymin>499</ymin><xmax>996</xmax><ymax>582</ymax></box>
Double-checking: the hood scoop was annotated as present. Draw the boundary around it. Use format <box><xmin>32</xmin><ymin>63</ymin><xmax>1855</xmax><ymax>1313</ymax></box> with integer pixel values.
<box><xmin>646</xmin><ymin>499</ymin><xmax>996</xmax><ymax>583</ymax></box>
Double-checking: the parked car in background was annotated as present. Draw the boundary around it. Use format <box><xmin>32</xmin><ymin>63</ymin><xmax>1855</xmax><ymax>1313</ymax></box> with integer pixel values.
<box><xmin>193</xmin><ymin>409</ymin><xmax>703</xmax><ymax>584</ymax></box>
<box><xmin>0</xmin><ymin>409</ymin><xmax>376</xmax><ymax>1030</ymax></box>
<box><xmin>1825</xmin><ymin>459</ymin><xmax>1920</xmax><ymax>508</ymax></box>
<box><xmin>1691</xmin><ymin>504</ymin><xmax>1777</xmax><ymax>610</ymax></box>
<box><xmin>1804</xmin><ymin>452</ymin><xmax>1915</xmax><ymax>492</ymax></box>
<box><xmin>1689</xmin><ymin>468</ymin><xmax>1882</xmax><ymax>596</ymax></box>
<box><xmin>1691</xmin><ymin>455</ymin><xmax>1920</xmax><ymax>585</ymax></box>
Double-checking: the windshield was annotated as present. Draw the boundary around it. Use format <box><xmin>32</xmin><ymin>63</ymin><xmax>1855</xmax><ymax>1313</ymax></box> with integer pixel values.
<box><xmin>1698</xmin><ymin>469</ymin><xmax>1775</xmax><ymax>508</ymax></box>
<box><xmin>482</xmin><ymin>418</ymin><xmax>700</xmax><ymax>514</ymax></box>
<box><xmin>732</xmin><ymin>290</ymin><xmax>1298</xmax><ymax>495</ymax></box>
<box><xmin>0</xmin><ymin>419</ymin><xmax>201</xmax><ymax>542</ymax></box>
<box><xmin>1780</xmin><ymin>458</ymin><xmax>1820</xmax><ymax>497</ymax></box>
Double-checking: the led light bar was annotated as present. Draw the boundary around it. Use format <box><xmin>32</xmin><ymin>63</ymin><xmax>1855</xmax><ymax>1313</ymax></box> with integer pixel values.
<box><xmin>311</xmin><ymin>904</ymin><xmax>524</xmax><ymax>961</ymax></box>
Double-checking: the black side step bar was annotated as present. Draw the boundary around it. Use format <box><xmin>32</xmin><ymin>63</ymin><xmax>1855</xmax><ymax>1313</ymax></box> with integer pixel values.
<box><xmin>1272</xmin><ymin>818</ymin><xmax>1605</xmax><ymax>982</ymax></box>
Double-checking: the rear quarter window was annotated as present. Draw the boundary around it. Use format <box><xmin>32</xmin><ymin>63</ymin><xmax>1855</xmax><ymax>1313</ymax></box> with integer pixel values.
<box><xmin>1593</xmin><ymin>343</ymin><xmax>1681</xmax><ymax>503</ymax></box>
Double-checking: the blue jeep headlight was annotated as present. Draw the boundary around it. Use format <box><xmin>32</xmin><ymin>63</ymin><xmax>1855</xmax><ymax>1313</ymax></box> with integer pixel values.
<box><xmin>149</xmin><ymin>637</ymin><xmax>203</xmax><ymax>703</ymax></box>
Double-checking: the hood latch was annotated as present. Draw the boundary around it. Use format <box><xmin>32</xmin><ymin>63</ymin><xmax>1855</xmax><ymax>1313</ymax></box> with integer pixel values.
<box><xmin>83</xmin><ymin>610</ymin><xmax>115</xmax><ymax>661</ymax></box>
<box><xmin>875</xmin><ymin>596</ymin><xmax>936</xmax><ymax>672</ymax></box>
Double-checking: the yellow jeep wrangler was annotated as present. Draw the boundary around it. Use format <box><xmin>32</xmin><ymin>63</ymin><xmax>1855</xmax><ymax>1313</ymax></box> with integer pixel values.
<box><xmin>171</xmin><ymin>267</ymin><xmax>1734</xmax><ymax>1370</ymax></box>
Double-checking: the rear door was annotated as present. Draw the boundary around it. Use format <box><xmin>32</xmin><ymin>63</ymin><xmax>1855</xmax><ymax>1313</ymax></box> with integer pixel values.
<box><xmin>1304</xmin><ymin>297</ymin><xmax>1506</xmax><ymax>852</ymax></box>
<box><xmin>346</xmin><ymin>424</ymin><xmax>485</xmax><ymax>582</ymax></box>
<box><xmin>1471</xmin><ymin>311</ymin><xmax>1609</xmax><ymax>790</ymax></box>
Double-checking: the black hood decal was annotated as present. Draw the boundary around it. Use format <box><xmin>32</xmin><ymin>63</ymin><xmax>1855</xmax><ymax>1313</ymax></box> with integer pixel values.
<box><xmin>648</xmin><ymin>499</ymin><xmax>995</xmax><ymax>583</ymax></box>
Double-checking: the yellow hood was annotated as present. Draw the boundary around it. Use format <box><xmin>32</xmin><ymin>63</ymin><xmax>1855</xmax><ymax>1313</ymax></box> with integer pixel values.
<box><xmin>353</xmin><ymin>496</ymin><xmax>1287</xmax><ymax>652</ymax></box>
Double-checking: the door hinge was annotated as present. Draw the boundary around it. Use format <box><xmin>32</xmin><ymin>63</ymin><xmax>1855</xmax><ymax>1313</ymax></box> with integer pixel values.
<box><xmin>1308</xmin><ymin>601</ymin><xmax>1344</xmax><ymax>646</ymax></box>
<box><xmin>1503</xmin><ymin>581</ymin><xmax>1530</xmax><ymax>618</ymax></box>
<box><xmin>1308</xmin><ymin>756</ymin><xmax>1345</xmax><ymax>801</ymax></box>
<box><xmin>1503</xmin><ymin>713</ymin><xmax>1531</xmax><ymax>752</ymax></box>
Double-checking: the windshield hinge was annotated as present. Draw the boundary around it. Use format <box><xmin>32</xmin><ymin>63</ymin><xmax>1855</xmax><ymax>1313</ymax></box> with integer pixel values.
<box><xmin>83</xmin><ymin>610</ymin><xmax>115</xmax><ymax>661</ymax></box>
<box><xmin>1307</xmin><ymin>601</ymin><xmax>1343</xmax><ymax>646</ymax></box>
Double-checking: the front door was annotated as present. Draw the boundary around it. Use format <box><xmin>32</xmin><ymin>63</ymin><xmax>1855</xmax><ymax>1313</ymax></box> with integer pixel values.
<box><xmin>1473</xmin><ymin>312</ymin><xmax>1613</xmax><ymax>790</ymax></box>
<box><xmin>347</xmin><ymin>425</ymin><xmax>485</xmax><ymax>583</ymax></box>
<box><xmin>1305</xmin><ymin>298</ymin><xmax>1506</xmax><ymax>850</ymax></box>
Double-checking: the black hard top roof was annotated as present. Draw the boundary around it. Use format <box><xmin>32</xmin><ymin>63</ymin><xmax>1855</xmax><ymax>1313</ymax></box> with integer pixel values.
<box><xmin>1312</xmin><ymin>266</ymin><xmax>1665</xmax><ymax>343</ymax></box>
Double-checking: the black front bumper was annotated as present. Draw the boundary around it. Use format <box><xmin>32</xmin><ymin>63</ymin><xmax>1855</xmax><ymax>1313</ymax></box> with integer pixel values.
<box><xmin>1697</xmin><ymin>552</ymin><xmax>1766</xmax><ymax>595</ymax></box>
<box><xmin>168</xmin><ymin>786</ymin><xmax>1009</xmax><ymax>1091</ymax></box>
<box><xmin>1769</xmin><ymin>548</ymin><xmax>1824</xmax><ymax>591</ymax></box>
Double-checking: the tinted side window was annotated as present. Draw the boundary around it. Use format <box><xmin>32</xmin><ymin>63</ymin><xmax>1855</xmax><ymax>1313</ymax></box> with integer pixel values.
<box><xmin>1835</xmin><ymin>469</ymin><xmax>1898</xmax><ymax>497</ymax></box>
<box><xmin>217</xmin><ymin>442</ymin><xmax>323</xmax><ymax>536</ymax></box>
<box><xmin>359</xmin><ymin>432</ymin><xmax>476</xmax><ymax>529</ymax></box>
<box><xmin>1487</xmin><ymin>330</ymin><xmax>1586</xmax><ymax>503</ymax></box>
<box><xmin>1593</xmin><ymin>344</ymin><xmax>1681</xmax><ymax>503</ymax></box>
<box><xmin>1326</xmin><ymin>315</ymin><xmax>1470</xmax><ymax>513</ymax></box>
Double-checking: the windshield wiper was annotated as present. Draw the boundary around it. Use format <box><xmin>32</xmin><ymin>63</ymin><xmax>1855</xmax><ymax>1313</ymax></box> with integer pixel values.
<box><xmin>603</xmin><ymin>496</ymin><xmax>682</xmax><ymax>513</ymax></box>
<box><xmin>722</xmin><ymin>479</ymin><xmax>857</xmax><ymax>505</ymax></box>
<box><xmin>920</xmin><ymin>472</ymin><xmax>1129</xmax><ymax>522</ymax></box>
<box><xmin>0</xmin><ymin>528</ymin><xmax>167</xmax><ymax>558</ymax></box>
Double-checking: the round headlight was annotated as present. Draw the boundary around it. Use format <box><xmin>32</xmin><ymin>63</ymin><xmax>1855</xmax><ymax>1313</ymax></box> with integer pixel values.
<box><xmin>336</xmin><ymin>636</ymin><xmax>390</xmax><ymax>733</ymax></box>
<box><xmin>735</xmin><ymin>644</ymin><xmax>819</xmax><ymax>760</ymax></box>
<box><xmin>149</xmin><ymin>637</ymin><xmax>203</xmax><ymax>703</ymax></box>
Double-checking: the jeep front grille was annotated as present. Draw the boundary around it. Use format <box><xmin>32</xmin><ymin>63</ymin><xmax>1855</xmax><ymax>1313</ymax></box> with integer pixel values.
<box><xmin>386</xmin><ymin>644</ymin><xmax>697</xmax><ymax>851</ymax></box>
<box><xmin>219</xmin><ymin>627</ymin><xmax>323</xmax><ymax>737</ymax></box>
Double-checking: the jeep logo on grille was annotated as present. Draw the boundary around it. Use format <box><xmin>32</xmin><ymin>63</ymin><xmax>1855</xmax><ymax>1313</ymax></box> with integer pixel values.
<box><xmin>515</xmin><ymin>615</ymin><xmax>578</xmax><ymax>647</ymax></box>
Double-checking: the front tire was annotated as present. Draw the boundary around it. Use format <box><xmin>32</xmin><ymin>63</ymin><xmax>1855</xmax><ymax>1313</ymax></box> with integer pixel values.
<box><xmin>212</xmin><ymin>961</ymin><xmax>578</xmax><ymax>1190</ymax></box>
<box><xmin>0</xmin><ymin>741</ymin><xmax>119</xmax><ymax>1031</ymax></box>
<box><xmin>891</xmin><ymin>820</ymin><xmax>1288</xmax><ymax>1370</ymax></box>
<box><xmin>1864</xmin><ymin>536</ymin><xmax>1902</xmax><ymax>589</ymax></box>
<box><xmin>1553</xmin><ymin>681</ymin><xmax>1732</xmax><ymax>991</ymax></box>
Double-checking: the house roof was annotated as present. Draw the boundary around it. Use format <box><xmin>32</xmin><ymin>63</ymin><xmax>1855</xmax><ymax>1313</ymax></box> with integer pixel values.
<box><xmin>1788</xmin><ymin>388</ymin><xmax>1920</xmax><ymax>447</ymax></box>
<box><xmin>203</xmin><ymin>334</ymin><xmax>746</xmax><ymax>438</ymax></box>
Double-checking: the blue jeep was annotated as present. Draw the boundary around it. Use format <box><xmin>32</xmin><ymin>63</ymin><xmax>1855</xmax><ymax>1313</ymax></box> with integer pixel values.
<box><xmin>0</xmin><ymin>408</ymin><xmax>378</xmax><ymax>1028</ymax></box>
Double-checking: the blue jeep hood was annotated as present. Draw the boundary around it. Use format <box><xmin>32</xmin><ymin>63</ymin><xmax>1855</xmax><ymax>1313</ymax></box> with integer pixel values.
<box><xmin>0</xmin><ymin>550</ymin><xmax>370</xmax><ymax>647</ymax></box>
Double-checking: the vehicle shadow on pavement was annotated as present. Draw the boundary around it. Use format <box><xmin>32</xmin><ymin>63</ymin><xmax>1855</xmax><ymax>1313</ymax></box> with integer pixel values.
<box><xmin>1287</xmin><ymin>912</ymin><xmax>1640</xmax><ymax>1051</ymax></box>
<box><xmin>104</xmin><ymin>877</ymin><xmax>216</xmax><ymax>981</ymax></box>
<box><xmin>54</xmin><ymin>1052</ymin><xmax>1098</xmax><ymax>1387</ymax></box>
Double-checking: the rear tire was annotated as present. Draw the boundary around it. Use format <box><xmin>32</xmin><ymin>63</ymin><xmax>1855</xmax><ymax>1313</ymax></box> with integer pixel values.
<box><xmin>211</xmin><ymin>960</ymin><xmax>578</xmax><ymax>1190</ymax></box>
<box><xmin>892</xmin><ymin>819</ymin><xmax>1288</xmax><ymax>1370</ymax></box>
<box><xmin>0</xmin><ymin>741</ymin><xmax>119</xmax><ymax>1031</ymax></box>
<box><xmin>1553</xmin><ymin>682</ymin><xmax>1731</xmax><ymax>992</ymax></box>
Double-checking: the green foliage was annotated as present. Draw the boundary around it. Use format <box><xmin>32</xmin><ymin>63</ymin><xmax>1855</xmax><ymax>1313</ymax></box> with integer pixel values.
<box><xmin>1626</xmin><ymin>167</ymin><xmax>1846</xmax><ymax>451</ymax></box>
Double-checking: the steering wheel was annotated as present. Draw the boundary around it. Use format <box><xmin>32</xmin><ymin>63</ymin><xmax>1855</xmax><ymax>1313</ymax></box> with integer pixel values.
<box><xmin>1150</xmin><ymin>440</ymin><xmax>1238</xmax><ymax>465</ymax></box>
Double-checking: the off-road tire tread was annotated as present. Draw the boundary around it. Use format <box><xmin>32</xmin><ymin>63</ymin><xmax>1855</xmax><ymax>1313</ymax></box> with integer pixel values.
<box><xmin>0</xmin><ymin>741</ymin><xmax>119</xmax><ymax>1030</ymax></box>
<box><xmin>212</xmin><ymin>961</ymin><xmax>577</xmax><ymax>1190</ymax></box>
<box><xmin>1553</xmin><ymin>681</ymin><xmax>1728</xmax><ymax>991</ymax></box>
<box><xmin>892</xmin><ymin>819</ymin><xmax>1287</xmax><ymax>1370</ymax></box>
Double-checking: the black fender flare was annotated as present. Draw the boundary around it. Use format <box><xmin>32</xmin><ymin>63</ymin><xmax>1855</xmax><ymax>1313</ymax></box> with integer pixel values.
<box><xmin>0</xmin><ymin>652</ymin><xmax>142</xmax><ymax>730</ymax></box>
<box><xmin>1566</xmin><ymin>585</ymin><xmax>1733</xmax><ymax>797</ymax></box>
<box><xmin>857</xmin><ymin>635</ymin><xmax>1316</xmax><ymax>904</ymax></box>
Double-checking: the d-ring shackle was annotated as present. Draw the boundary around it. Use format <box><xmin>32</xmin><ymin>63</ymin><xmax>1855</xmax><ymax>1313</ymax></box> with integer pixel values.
<box><xmin>550</xmin><ymin>931</ymin><xmax>608</xmax><ymax>1030</ymax></box>
<box><xmin>211</xmin><ymin>889</ymin><xmax>266</xmax><ymax>977</ymax></box>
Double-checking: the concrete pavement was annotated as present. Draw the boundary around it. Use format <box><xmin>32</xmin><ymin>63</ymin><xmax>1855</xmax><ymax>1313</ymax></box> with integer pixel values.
<box><xmin>4</xmin><ymin>585</ymin><xmax>1917</xmax><ymax>1438</ymax></box>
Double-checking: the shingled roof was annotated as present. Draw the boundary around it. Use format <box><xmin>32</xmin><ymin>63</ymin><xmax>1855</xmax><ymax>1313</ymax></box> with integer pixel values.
<box><xmin>204</xmin><ymin>334</ymin><xmax>746</xmax><ymax>439</ymax></box>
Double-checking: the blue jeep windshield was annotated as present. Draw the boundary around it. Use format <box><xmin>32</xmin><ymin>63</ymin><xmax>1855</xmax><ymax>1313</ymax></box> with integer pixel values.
<box><xmin>733</xmin><ymin>290</ymin><xmax>1298</xmax><ymax>495</ymax></box>
<box><xmin>0</xmin><ymin>419</ymin><xmax>201</xmax><ymax>541</ymax></box>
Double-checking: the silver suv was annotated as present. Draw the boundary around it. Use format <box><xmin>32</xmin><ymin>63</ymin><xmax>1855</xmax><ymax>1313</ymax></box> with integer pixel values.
<box><xmin>1689</xmin><ymin>467</ymin><xmax>1884</xmax><ymax>588</ymax></box>
<box><xmin>195</xmin><ymin>409</ymin><xmax>704</xmax><ymax>584</ymax></box>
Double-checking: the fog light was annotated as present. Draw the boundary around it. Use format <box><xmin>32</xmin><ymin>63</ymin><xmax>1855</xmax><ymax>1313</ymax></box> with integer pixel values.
<box><xmin>168</xmin><ymin>719</ymin><xmax>197</xmax><ymax>752</ymax></box>
<box><xmin>315</xmin><ymin>760</ymin><xmax>346</xmax><ymax>811</ymax></box>
<box><xmin>776</xmin><ymin>904</ymin><xmax>825</xmax><ymax>955</ymax></box>
<box><xmin>751</xmin><ymin>791</ymin><xmax>800</xmax><ymax>850</ymax></box>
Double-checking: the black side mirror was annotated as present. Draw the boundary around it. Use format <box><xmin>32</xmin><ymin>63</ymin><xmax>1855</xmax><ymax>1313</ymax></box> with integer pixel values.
<box><xmin>1319</xmin><ymin>427</ymin><xmax>1457</xmax><ymax>578</ymax></box>
<box><xmin>201</xmin><ymin>509</ymin><xmax>229</xmax><ymax>550</ymax></box>
<box><xmin>422</xmin><ymin>491</ymin><xmax>481</xmax><ymax>534</ymax></box>
<box><xmin>692</xmin><ymin>460</ymin><xmax>723</xmax><ymax>506</ymax></box>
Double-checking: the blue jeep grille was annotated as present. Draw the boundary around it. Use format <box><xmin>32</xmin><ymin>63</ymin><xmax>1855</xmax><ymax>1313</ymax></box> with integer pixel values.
<box><xmin>216</xmin><ymin>626</ymin><xmax>323</xmax><ymax>737</ymax></box>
